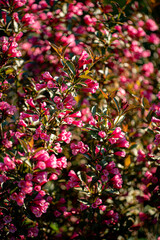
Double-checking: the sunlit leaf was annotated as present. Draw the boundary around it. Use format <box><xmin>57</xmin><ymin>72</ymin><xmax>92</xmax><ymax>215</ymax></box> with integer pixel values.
<box><xmin>126</xmin><ymin>0</ymin><xmax>132</xmax><ymax>4</ymax></box>
<box><xmin>123</xmin><ymin>104</ymin><xmax>140</xmax><ymax>114</ymax></box>
<box><xmin>28</xmin><ymin>137</ymin><xmax>34</xmax><ymax>149</ymax></box>
<box><xmin>49</xmin><ymin>43</ymin><xmax>61</xmax><ymax>57</ymax></box>
<box><xmin>124</xmin><ymin>155</ymin><xmax>131</xmax><ymax>167</ymax></box>
<box><xmin>109</xmin><ymin>90</ymin><xmax>118</xmax><ymax>100</ymax></box>
<box><xmin>122</xmin><ymin>123</ymin><xmax>128</xmax><ymax>132</ymax></box>
<box><xmin>100</xmin><ymin>88</ymin><xmax>109</xmax><ymax>99</ymax></box>
<box><xmin>79</xmin><ymin>74</ymin><xmax>95</xmax><ymax>81</ymax></box>
<box><xmin>5</xmin><ymin>68</ymin><xmax>14</xmax><ymax>74</ymax></box>
<box><xmin>142</xmin><ymin>97</ymin><xmax>151</xmax><ymax>110</ymax></box>
<box><xmin>61</xmin><ymin>43</ymin><xmax>70</xmax><ymax>56</ymax></box>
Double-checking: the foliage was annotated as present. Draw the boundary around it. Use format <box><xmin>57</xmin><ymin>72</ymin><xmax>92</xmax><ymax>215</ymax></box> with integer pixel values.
<box><xmin>0</xmin><ymin>0</ymin><xmax>160</xmax><ymax>239</ymax></box>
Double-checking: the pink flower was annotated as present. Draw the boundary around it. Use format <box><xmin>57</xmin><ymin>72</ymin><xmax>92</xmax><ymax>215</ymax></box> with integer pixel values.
<box><xmin>3</xmin><ymin>215</ymin><xmax>12</xmax><ymax>224</ymax></box>
<box><xmin>32</xmin><ymin>114</ymin><xmax>39</xmax><ymax>121</ymax></box>
<box><xmin>157</xmin><ymin>92</ymin><xmax>160</xmax><ymax>100</ymax></box>
<box><xmin>49</xmin><ymin>173</ymin><xmax>58</xmax><ymax>180</ymax></box>
<box><xmin>102</xmin><ymin>169</ymin><xmax>109</xmax><ymax>176</ymax></box>
<box><xmin>142</xmin><ymin>62</ymin><xmax>154</xmax><ymax>77</ymax></box>
<box><xmin>147</xmin><ymin>33</ymin><xmax>160</xmax><ymax>45</ymax></box>
<box><xmin>22</xmin><ymin>13</ymin><xmax>35</xmax><ymax>25</ymax></box>
<box><xmin>26</xmin><ymin>98</ymin><xmax>35</xmax><ymax>108</ymax></box>
<box><xmin>80</xmin><ymin>203</ymin><xmax>88</xmax><ymax>211</ymax></box>
<box><xmin>2</xmin><ymin>138</ymin><xmax>12</xmax><ymax>148</ymax></box>
<box><xmin>111</xmin><ymin>175</ymin><xmax>123</xmax><ymax>189</ymax></box>
<box><xmin>33</xmin><ymin>150</ymin><xmax>50</xmax><ymax>162</ymax></box>
<box><xmin>95</xmin><ymin>198</ymin><xmax>102</xmax><ymax>205</ymax></box>
<box><xmin>46</xmin><ymin>154</ymin><xmax>57</xmax><ymax>168</ymax></box>
<box><xmin>41</xmin><ymin>71</ymin><xmax>54</xmax><ymax>81</ymax></box>
<box><xmin>54</xmin><ymin>143</ymin><xmax>62</xmax><ymax>153</ymax></box>
<box><xmin>98</xmin><ymin>131</ymin><xmax>106</xmax><ymax>138</ymax></box>
<box><xmin>146</xmin><ymin>19</ymin><xmax>158</xmax><ymax>31</ymax></box>
<box><xmin>137</xmin><ymin>150</ymin><xmax>146</xmax><ymax>162</ymax></box>
<box><xmin>73</xmin><ymin>120</ymin><xmax>84</xmax><ymax>127</ymax></box>
<box><xmin>10</xmin><ymin>192</ymin><xmax>18</xmax><ymax>201</ymax></box>
<box><xmin>36</xmin><ymin>83</ymin><xmax>47</xmax><ymax>91</ymax></box>
<box><xmin>154</xmin><ymin>134</ymin><xmax>160</xmax><ymax>145</ymax></box>
<box><xmin>40</xmin><ymin>132</ymin><xmax>50</xmax><ymax>141</ymax></box>
<box><xmin>25</xmin><ymin>173</ymin><xmax>33</xmax><ymax>181</ymax></box>
<box><xmin>139</xmin><ymin>212</ymin><xmax>148</xmax><ymax>221</ymax></box>
<box><xmin>34</xmin><ymin>171</ymin><xmax>48</xmax><ymax>185</ymax></box>
<box><xmin>104</xmin><ymin>4</ymin><xmax>113</xmax><ymax>13</ymax></box>
<box><xmin>58</xmin><ymin>130</ymin><xmax>72</xmax><ymax>144</ymax></box>
<box><xmin>69</xmin><ymin>111</ymin><xmax>82</xmax><ymax>118</ymax></box>
<box><xmin>28</xmin><ymin>226</ymin><xmax>39</xmax><ymax>238</ymax></box>
<box><xmin>54</xmin><ymin>210</ymin><xmax>61</xmax><ymax>217</ymax></box>
<box><xmin>9</xmin><ymin>224</ymin><xmax>17</xmax><ymax>233</ymax></box>
<box><xmin>16</xmin><ymin>192</ymin><xmax>25</xmax><ymax>206</ymax></box>
<box><xmin>127</xmin><ymin>25</ymin><xmax>137</xmax><ymax>36</ymax></box>
<box><xmin>4</xmin><ymin>156</ymin><xmax>15</xmax><ymax>170</ymax></box>
<box><xmin>137</xmin><ymin>27</ymin><xmax>146</xmax><ymax>37</ymax></box>
<box><xmin>78</xmin><ymin>50</ymin><xmax>92</xmax><ymax>68</ymax></box>
<box><xmin>101</xmin><ymin>175</ymin><xmax>108</xmax><ymax>182</ymax></box>
<box><xmin>91</xmin><ymin>202</ymin><xmax>98</xmax><ymax>208</ymax></box>
<box><xmin>114</xmin><ymin>151</ymin><xmax>126</xmax><ymax>157</ymax></box>
<box><xmin>151</xmin><ymin>116</ymin><xmax>160</xmax><ymax>124</ymax></box>
<box><xmin>83</xmin><ymin>79</ymin><xmax>99</xmax><ymax>93</ymax></box>
<box><xmin>96</xmin><ymin>164</ymin><xmax>102</xmax><ymax>171</ymax></box>
<box><xmin>47</xmin><ymin>80</ymin><xmax>56</xmax><ymax>88</ymax></box>
<box><xmin>106</xmin><ymin>161</ymin><xmax>116</xmax><ymax>171</ymax></box>
<box><xmin>13</xmin><ymin>12</ymin><xmax>19</xmax><ymax>22</ymax></box>
<box><xmin>116</xmin><ymin>138</ymin><xmax>129</xmax><ymax>148</ymax></box>
<box><xmin>57</xmin><ymin>156</ymin><xmax>67</xmax><ymax>169</ymax></box>
<box><xmin>35</xmin><ymin>161</ymin><xmax>46</xmax><ymax>170</ymax></box>
<box><xmin>67</xmin><ymin>170</ymin><xmax>80</xmax><ymax>189</ymax></box>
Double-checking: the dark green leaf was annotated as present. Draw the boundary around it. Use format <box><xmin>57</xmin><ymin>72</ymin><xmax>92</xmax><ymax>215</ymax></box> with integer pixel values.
<box><xmin>65</xmin><ymin>60</ymin><xmax>76</xmax><ymax>76</ymax></box>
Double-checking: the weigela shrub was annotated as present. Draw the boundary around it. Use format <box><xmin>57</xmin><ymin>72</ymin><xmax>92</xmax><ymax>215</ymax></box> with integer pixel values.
<box><xmin>0</xmin><ymin>0</ymin><xmax>160</xmax><ymax>239</ymax></box>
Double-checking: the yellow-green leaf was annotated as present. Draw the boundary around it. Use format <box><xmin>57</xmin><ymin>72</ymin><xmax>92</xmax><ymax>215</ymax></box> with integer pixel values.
<box><xmin>124</xmin><ymin>155</ymin><xmax>131</xmax><ymax>168</ymax></box>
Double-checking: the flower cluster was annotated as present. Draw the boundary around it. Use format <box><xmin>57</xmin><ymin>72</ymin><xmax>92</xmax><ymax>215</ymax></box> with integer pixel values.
<box><xmin>0</xmin><ymin>0</ymin><xmax>160</xmax><ymax>239</ymax></box>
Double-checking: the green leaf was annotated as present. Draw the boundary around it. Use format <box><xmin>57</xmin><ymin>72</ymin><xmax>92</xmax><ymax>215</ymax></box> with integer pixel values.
<box><xmin>88</xmin><ymin>176</ymin><xmax>98</xmax><ymax>188</ymax></box>
<box><xmin>103</xmin><ymin>116</ymin><xmax>114</xmax><ymax>128</ymax></box>
<box><xmin>5</xmin><ymin>68</ymin><xmax>14</xmax><ymax>74</ymax></box>
<box><xmin>85</xmin><ymin>46</ymin><xmax>94</xmax><ymax>60</ymax></box>
<box><xmin>123</xmin><ymin>104</ymin><xmax>140</xmax><ymax>114</ymax></box>
<box><xmin>146</xmin><ymin>110</ymin><xmax>153</xmax><ymax>123</ymax></box>
<box><xmin>113</xmin><ymin>97</ymin><xmax>120</xmax><ymax>113</ymax></box>
<box><xmin>65</xmin><ymin>60</ymin><xmax>76</xmax><ymax>75</ymax></box>
<box><xmin>79</xmin><ymin>74</ymin><xmax>95</xmax><ymax>81</ymax></box>
<box><xmin>78</xmin><ymin>199</ymin><xmax>89</xmax><ymax>205</ymax></box>
<box><xmin>83</xmin><ymin>153</ymin><xmax>92</xmax><ymax>160</ymax></box>
<box><xmin>18</xmin><ymin>138</ymin><xmax>28</xmax><ymax>153</ymax></box>
<box><xmin>61</xmin><ymin>43</ymin><xmax>71</xmax><ymax>56</ymax></box>
<box><xmin>114</xmin><ymin>115</ymin><xmax>125</xmax><ymax>125</ymax></box>
<box><xmin>50</xmin><ymin>222</ymin><xmax>59</xmax><ymax>232</ymax></box>
<box><xmin>43</xmin><ymin>181</ymin><xmax>55</xmax><ymax>193</ymax></box>
<box><xmin>77</xmin><ymin>171</ymin><xmax>88</xmax><ymax>183</ymax></box>
<box><xmin>129</xmin><ymin>143</ymin><xmax>137</xmax><ymax>150</ymax></box>
<box><xmin>91</xmin><ymin>106</ymin><xmax>97</xmax><ymax>116</ymax></box>
<box><xmin>49</xmin><ymin>43</ymin><xmax>61</xmax><ymax>57</ymax></box>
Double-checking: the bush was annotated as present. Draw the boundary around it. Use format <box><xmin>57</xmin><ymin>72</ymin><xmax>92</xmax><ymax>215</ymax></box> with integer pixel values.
<box><xmin>0</xmin><ymin>0</ymin><xmax>160</xmax><ymax>239</ymax></box>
